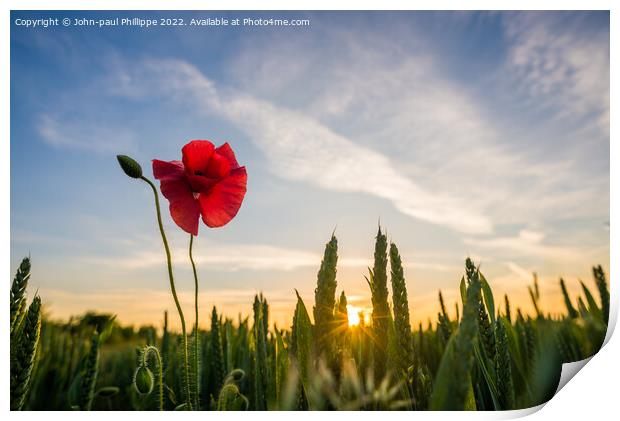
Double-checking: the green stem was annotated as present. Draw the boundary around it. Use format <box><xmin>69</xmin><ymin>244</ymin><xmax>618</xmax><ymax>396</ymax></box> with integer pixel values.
<box><xmin>141</xmin><ymin>176</ymin><xmax>192</xmax><ymax>410</ymax></box>
<box><xmin>189</xmin><ymin>234</ymin><xmax>200</xmax><ymax>409</ymax></box>
<box><xmin>143</xmin><ymin>346</ymin><xmax>164</xmax><ymax>411</ymax></box>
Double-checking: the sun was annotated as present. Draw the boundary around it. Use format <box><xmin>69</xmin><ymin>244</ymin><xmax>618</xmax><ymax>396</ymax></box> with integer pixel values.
<box><xmin>346</xmin><ymin>304</ymin><xmax>367</xmax><ymax>327</ymax></box>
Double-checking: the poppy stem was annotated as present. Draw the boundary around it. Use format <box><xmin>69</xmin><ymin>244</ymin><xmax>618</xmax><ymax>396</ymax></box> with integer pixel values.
<box><xmin>189</xmin><ymin>234</ymin><xmax>200</xmax><ymax>409</ymax></box>
<box><xmin>140</xmin><ymin>176</ymin><xmax>193</xmax><ymax>410</ymax></box>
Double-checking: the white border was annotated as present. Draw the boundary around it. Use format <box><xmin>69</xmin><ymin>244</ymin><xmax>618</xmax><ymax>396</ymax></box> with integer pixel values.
<box><xmin>3</xmin><ymin>1</ymin><xmax>616</xmax><ymax>420</ymax></box>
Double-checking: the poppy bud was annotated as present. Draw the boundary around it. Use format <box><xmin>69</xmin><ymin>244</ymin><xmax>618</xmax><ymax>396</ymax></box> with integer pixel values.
<box><xmin>225</xmin><ymin>368</ymin><xmax>246</xmax><ymax>385</ymax></box>
<box><xmin>117</xmin><ymin>155</ymin><xmax>143</xmax><ymax>179</ymax></box>
<box><xmin>133</xmin><ymin>365</ymin><xmax>154</xmax><ymax>395</ymax></box>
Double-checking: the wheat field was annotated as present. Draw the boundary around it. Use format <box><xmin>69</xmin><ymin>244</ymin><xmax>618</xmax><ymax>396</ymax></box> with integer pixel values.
<box><xmin>10</xmin><ymin>229</ymin><xmax>609</xmax><ymax>411</ymax></box>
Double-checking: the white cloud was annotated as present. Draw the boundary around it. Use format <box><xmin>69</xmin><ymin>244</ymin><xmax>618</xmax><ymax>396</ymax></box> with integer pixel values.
<box><xmin>105</xmin><ymin>58</ymin><xmax>493</xmax><ymax>234</ymax></box>
<box><xmin>503</xmin><ymin>12</ymin><xmax>609</xmax><ymax>134</ymax></box>
<box><xmin>37</xmin><ymin>114</ymin><xmax>136</xmax><ymax>153</ymax></box>
<box><xmin>87</xmin><ymin>243</ymin><xmax>318</xmax><ymax>271</ymax></box>
<box><xmin>38</xmin><ymin>17</ymin><xmax>609</xmax><ymax>239</ymax></box>
<box><xmin>463</xmin><ymin>229</ymin><xmax>581</xmax><ymax>261</ymax></box>
<box><xmin>505</xmin><ymin>261</ymin><xmax>534</xmax><ymax>280</ymax></box>
<box><xmin>224</xmin><ymin>23</ymin><xmax>607</xmax><ymax>232</ymax></box>
<box><xmin>85</xmin><ymin>241</ymin><xmax>455</xmax><ymax>273</ymax></box>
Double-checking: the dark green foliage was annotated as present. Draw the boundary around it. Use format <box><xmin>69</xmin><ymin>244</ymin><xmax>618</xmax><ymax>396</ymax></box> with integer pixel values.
<box><xmin>390</xmin><ymin>243</ymin><xmax>413</xmax><ymax>376</ymax></box>
<box><xmin>411</xmin><ymin>362</ymin><xmax>432</xmax><ymax>410</ymax></box>
<box><xmin>438</xmin><ymin>291</ymin><xmax>449</xmax><ymax>322</ymax></box>
<box><xmin>524</xmin><ymin>320</ymin><xmax>536</xmax><ymax>374</ymax></box>
<box><xmin>478</xmin><ymin>301</ymin><xmax>496</xmax><ymax>361</ymax></box>
<box><xmin>274</xmin><ymin>328</ymin><xmax>289</xmax><ymax>407</ymax></box>
<box><xmin>10</xmin><ymin>295</ymin><xmax>41</xmax><ymax>410</ymax></box>
<box><xmin>430</xmin><ymin>258</ymin><xmax>482</xmax><ymax>410</ymax></box>
<box><xmin>504</xmin><ymin>295</ymin><xmax>511</xmax><ymax>323</ymax></box>
<box><xmin>252</xmin><ymin>295</ymin><xmax>268</xmax><ymax>410</ymax></box>
<box><xmin>223</xmin><ymin>320</ymin><xmax>234</xmax><ymax>374</ymax></box>
<box><xmin>77</xmin><ymin>331</ymin><xmax>100</xmax><ymax>410</ymax></box>
<box><xmin>351</xmin><ymin>317</ymin><xmax>371</xmax><ymax>380</ymax></box>
<box><xmin>560</xmin><ymin>278</ymin><xmax>579</xmax><ymax>318</ymax></box>
<box><xmin>207</xmin><ymin>307</ymin><xmax>225</xmax><ymax>402</ymax></box>
<box><xmin>495</xmin><ymin>318</ymin><xmax>514</xmax><ymax>410</ymax></box>
<box><xmin>518</xmin><ymin>323</ymin><xmax>562</xmax><ymax>408</ymax></box>
<box><xmin>313</xmin><ymin>235</ymin><xmax>338</xmax><ymax>359</ymax></box>
<box><xmin>335</xmin><ymin>291</ymin><xmax>349</xmax><ymax>333</ymax></box>
<box><xmin>291</xmin><ymin>291</ymin><xmax>314</xmax><ymax>406</ymax></box>
<box><xmin>333</xmin><ymin>291</ymin><xmax>349</xmax><ymax>377</ymax></box>
<box><xmin>593</xmin><ymin>265</ymin><xmax>609</xmax><ymax>324</ymax></box>
<box><xmin>10</xmin><ymin>257</ymin><xmax>31</xmax><ymax>335</ymax></box>
<box><xmin>15</xmin><ymin>234</ymin><xmax>608</xmax><ymax>412</ymax></box>
<box><xmin>580</xmin><ymin>281</ymin><xmax>602</xmax><ymax>321</ymax></box>
<box><xmin>160</xmin><ymin>311</ymin><xmax>172</xmax><ymax>409</ymax></box>
<box><xmin>368</xmin><ymin>227</ymin><xmax>389</xmax><ymax>382</ymax></box>
<box><xmin>436</xmin><ymin>291</ymin><xmax>452</xmax><ymax>345</ymax></box>
<box><xmin>436</xmin><ymin>315</ymin><xmax>451</xmax><ymax>346</ymax></box>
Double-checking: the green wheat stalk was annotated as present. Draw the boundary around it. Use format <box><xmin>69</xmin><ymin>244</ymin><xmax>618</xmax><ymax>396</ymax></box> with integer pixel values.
<box><xmin>10</xmin><ymin>257</ymin><xmax>31</xmax><ymax>336</ymax></box>
<box><xmin>313</xmin><ymin>234</ymin><xmax>338</xmax><ymax>360</ymax></box>
<box><xmin>494</xmin><ymin>318</ymin><xmax>515</xmax><ymax>409</ymax></box>
<box><xmin>367</xmin><ymin>226</ymin><xmax>390</xmax><ymax>382</ymax></box>
<box><xmin>430</xmin><ymin>258</ymin><xmax>481</xmax><ymax>410</ymax></box>
<box><xmin>504</xmin><ymin>295</ymin><xmax>512</xmax><ymax>323</ymax></box>
<box><xmin>208</xmin><ymin>306</ymin><xmax>225</xmax><ymax>402</ymax></box>
<box><xmin>79</xmin><ymin>331</ymin><xmax>100</xmax><ymax>410</ymax></box>
<box><xmin>10</xmin><ymin>295</ymin><xmax>41</xmax><ymax>410</ymax></box>
<box><xmin>389</xmin><ymin>243</ymin><xmax>413</xmax><ymax>377</ymax></box>
<box><xmin>593</xmin><ymin>265</ymin><xmax>609</xmax><ymax>324</ymax></box>
<box><xmin>253</xmin><ymin>295</ymin><xmax>268</xmax><ymax>410</ymax></box>
<box><xmin>560</xmin><ymin>278</ymin><xmax>579</xmax><ymax>318</ymax></box>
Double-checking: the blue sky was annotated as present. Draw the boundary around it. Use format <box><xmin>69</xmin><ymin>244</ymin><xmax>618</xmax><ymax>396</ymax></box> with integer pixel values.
<box><xmin>10</xmin><ymin>11</ymin><xmax>609</xmax><ymax>329</ymax></box>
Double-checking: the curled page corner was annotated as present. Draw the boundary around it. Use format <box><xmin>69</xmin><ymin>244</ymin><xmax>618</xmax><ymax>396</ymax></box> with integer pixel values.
<box><xmin>499</xmin><ymin>403</ymin><xmax>546</xmax><ymax>419</ymax></box>
<box><xmin>555</xmin><ymin>357</ymin><xmax>593</xmax><ymax>395</ymax></box>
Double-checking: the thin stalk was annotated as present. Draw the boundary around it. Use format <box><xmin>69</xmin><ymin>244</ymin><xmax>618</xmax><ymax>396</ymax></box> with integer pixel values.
<box><xmin>141</xmin><ymin>176</ymin><xmax>192</xmax><ymax>410</ymax></box>
<box><xmin>189</xmin><ymin>234</ymin><xmax>200</xmax><ymax>409</ymax></box>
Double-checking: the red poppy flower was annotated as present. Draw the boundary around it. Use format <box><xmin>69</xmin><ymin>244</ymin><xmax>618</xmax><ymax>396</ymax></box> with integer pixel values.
<box><xmin>152</xmin><ymin>140</ymin><xmax>247</xmax><ymax>235</ymax></box>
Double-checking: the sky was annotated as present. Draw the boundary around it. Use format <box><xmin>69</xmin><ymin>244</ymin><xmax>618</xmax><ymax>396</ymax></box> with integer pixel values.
<box><xmin>10</xmin><ymin>11</ymin><xmax>609</xmax><ymax>331</ymax></box>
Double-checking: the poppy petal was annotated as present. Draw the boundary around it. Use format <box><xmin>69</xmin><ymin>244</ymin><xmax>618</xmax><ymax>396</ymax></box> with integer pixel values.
<box><xmin>159</xmin><ymin>178</ymin><xmax>200</xmax><ymax>236</ymax></box>
<box><xmin>204</xmin><ymin>151</ymin><xmax>231</xmax><ymax>179</ymax></box>
<box><xmin>186</xmin><ymin>174</ymin><xmax>219</xmax><ymax>193</ymax></box>
<box><xmin>198</xmin><ymin>167</ymin><xmax>247</xmax><ymax>228</ymax></box>
<box><xmin>182</xmin><ymin>140</ymin><xmax>215</xmax><ymax>175</ymax></box>
<box><xmin>153</xmin><ymin>160</ymin><xmax>185</xmax><ymax>181</ymax></box>
<box><xmin>215</xmin><ymin>143</ymin><xmax>240</xmax><ymax>168</ymax></box>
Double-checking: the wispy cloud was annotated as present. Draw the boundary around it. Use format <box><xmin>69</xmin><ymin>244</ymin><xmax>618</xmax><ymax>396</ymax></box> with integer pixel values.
<box><xmin>37</xmin><ymin>15</ymin><xmax>609</xmax><ymax>238</ymax></box>
<box><xmin>503</xmin><ymin>12</ymin><xmax>609</xmax><ymax>134</ymax></box>
<box><xmin>223</xmin><ymin>24</ymin><xmax>606</xmax><ymax>231</ymax></box>
<box><xmin>105</xmin><ymin>59</ymin><xmax>493</xmax><ymax>234</ymax></box>
<box><xmin>86</xmin><ymin>243</ymin><xmax>319</xmax><ymax>271</ymax></box>
<box><xmin>505</xmin><ymin>261</ymin><xmax>534</xmax><ymax>280</ymax></box>
<box><xmin>37</xmin><ymin>114</ymin><xmax>136</xmax><ymax>154</ymax></box>
<box><xmin>85</xmin><ymin>241</ymin><xmax>454</xmax><ymax>273</ymax></box>
<box><xmin>463</xmin><ymin>229</ymin><xmax>582</xmax><ymax>260</ymax></box>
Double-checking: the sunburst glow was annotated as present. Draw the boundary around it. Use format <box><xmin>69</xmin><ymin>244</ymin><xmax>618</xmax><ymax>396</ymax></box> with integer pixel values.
<box><xmin>347</xmin><ymin>304</ymin><xmax>369</xmax><ymax>327</ymax></box>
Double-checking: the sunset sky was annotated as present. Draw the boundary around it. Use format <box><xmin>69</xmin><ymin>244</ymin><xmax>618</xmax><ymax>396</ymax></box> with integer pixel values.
<box><xmin>10</xmin><ymin>11</ymin><xmax>609</xmax><ymax>330</ymax></box>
